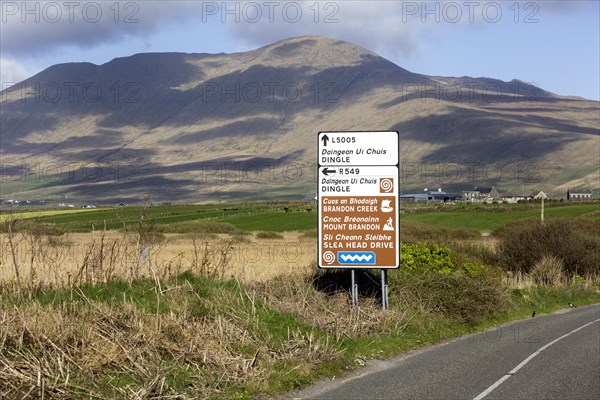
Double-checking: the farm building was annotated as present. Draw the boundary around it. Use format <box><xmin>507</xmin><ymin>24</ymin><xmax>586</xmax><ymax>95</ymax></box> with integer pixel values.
<box><xmin>567</xmin><ymin>189</ymin><xmax>592</xmax><ymax>201</ymax></box>
<box><xmin>400</xmin><ymin>188</ymin><xmax>461</xmax><ymax>203</ymax></box>
<box><xmin>463</xmin><ymin>186</ymin><xmax>500</xmax><ymax>203</ymax></box>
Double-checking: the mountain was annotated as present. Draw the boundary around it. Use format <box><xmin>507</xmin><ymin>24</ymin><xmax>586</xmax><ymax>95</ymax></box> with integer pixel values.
<box><xmin>1</xmin><ymin>36</ymin><xmax>598</xmax><ymax>203</ymax></box>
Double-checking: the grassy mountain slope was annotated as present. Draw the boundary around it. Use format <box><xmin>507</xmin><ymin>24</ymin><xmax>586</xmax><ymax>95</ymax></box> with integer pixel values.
<box><xmin>1</xmin><ymin>36</ymin><xmax>598</xmax><ymax>203</ymax></box>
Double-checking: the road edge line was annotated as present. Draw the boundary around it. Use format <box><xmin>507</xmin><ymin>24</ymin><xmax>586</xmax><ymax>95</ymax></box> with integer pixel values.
<box><xmin>472</xmin><ymin>317</ymin><xmax>600</xmax><ymax>400</ymax></box>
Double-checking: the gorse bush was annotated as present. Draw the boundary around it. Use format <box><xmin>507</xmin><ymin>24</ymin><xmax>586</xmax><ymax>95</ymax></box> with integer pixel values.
<box><xmin>495</xmin><ymin>218</ymin><xmax>600</xmax><ymax>276</ymax></box>
<box><xmin>400</xmin><ymin>243</ymin><xmax>455</xmax><ymax>274</ymax></box>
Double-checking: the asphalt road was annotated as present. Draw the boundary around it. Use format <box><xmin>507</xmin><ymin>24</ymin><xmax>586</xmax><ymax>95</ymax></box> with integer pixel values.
<box><xmin>286</xmin><ymin>304</ymin><xmax>600</xmax><ymax>400</ymax></box>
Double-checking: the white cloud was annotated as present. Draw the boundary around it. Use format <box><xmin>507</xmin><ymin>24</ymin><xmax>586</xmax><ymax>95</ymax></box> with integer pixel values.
<box><xmin>0</xmin><ymin>1</ymin><xmax>197</xmax><ymax>56</ymax></box>
<box><xmin>1</xmin><ymin>1</ymin><xmax>595</xmax><ymax>58</ymax></box>
<box><xmin>0</xmin><ymin>58</ymin><xmax>38</xmax><ymax>86</ymax></box>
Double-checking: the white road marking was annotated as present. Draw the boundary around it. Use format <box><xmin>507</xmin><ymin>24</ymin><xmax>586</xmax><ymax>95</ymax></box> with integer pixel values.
<box><xmin>473</xmin><ymin>318</ymin><xmax>600</xmax><ymax>400</ymax></box>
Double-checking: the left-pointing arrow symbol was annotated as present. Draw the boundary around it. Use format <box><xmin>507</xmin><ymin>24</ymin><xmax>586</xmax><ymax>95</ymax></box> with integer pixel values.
<box><xmin>322</xmin><ymin>167</ymin><xmax>336</xmax><ymax>176</ymax></box>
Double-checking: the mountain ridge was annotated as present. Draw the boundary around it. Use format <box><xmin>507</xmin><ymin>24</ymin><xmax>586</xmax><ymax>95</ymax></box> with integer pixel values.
<box><xmin>1</xmin><ymin>36</ymin><xmax>598</xmax><ymax>203</ymax></box>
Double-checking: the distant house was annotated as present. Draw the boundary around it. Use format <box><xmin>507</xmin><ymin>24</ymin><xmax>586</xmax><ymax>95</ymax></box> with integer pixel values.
<box><xmin>400</xmin><ymin>188</ymin><xmax>461</xmax><ymax>203</ymax></box>
<box><xmin>530</xmin><ymin>190</ymin><xmax>549</xmax><ymax>200</ymax></box>
<box><xmin>463</xmin><ymin>186</ymin><xmax>500</xmax><ymax>203</ymax></box>
<box><xmin>567</xmin><ymin>189</ymin><xmax>592</xmax><ymax>201</ymax></box>
<box><xmin>501</xmin><ymin>194</ymin><xmax>532</xmax><ymax>204</ymax></box>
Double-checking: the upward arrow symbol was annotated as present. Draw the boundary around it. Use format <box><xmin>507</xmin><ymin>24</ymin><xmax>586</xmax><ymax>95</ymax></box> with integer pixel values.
<box><xmin>321</xmin><ymin>134</ymin><xmax>329</xmax><ymax>147</ymax></box>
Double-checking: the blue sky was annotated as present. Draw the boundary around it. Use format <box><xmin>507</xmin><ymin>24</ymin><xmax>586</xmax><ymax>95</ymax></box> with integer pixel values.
<box><xmin>1</xmin><ymin>0</ymin><xmax>599</xmax><ymax>100</ymax></box>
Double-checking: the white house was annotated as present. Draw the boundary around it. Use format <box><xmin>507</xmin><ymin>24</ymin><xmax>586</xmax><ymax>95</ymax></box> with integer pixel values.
<box><xmin>463</xmin><ymin>186</ymin><xmax>500</xmax><ymax>203</ymax></box>
<box><xmin>530</xmin><ymin>191</ymin><xmax>548</xmax><ymax>200</ymax></box>
<box><xmin>567</xmin><ymin>189</ymin><xmax>592</xmax><ymax>201</ymax></box>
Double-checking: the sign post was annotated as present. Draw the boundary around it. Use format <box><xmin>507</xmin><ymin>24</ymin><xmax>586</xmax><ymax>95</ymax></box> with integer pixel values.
<box><xmin>317</xmin><ymin>131</ymin><xmax>399</xmax><ymax>309</ymax></box>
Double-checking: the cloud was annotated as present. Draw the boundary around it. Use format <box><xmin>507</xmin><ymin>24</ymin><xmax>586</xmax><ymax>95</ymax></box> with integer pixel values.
<box><xmin>0</xmin><ymin>1</ymin><xmax>197</xmax><ymax>56</ymax></box>
<box><xmin>0</xmin><ymin>1</ymin><xmax>596</xmax><ymax>68</ymax></box>
<box><xmin>223</xmin><ymin>1</ymin><xmax>477</xmax><ymax>64</ymax></box>
<box><xmin>0</xmin><ymin>58</ymin><xmax>37</xmax><ymax>85</ymax></box>
<box><xmin>2</xmin><ymin>1</ymin><xmax>596</xmax><ymax>58</ymax></box>
<box><xmin>225</xmin><ymin>1</ymin><xmax>434</xmax><ymax>62</ymax></box>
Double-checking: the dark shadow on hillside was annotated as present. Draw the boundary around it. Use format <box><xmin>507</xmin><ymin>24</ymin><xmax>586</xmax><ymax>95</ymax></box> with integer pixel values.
<box><xmin>140</xmin><ymin>149</ymin><xmax>305</xmax><ymax>176</ymax></box>
<box><xmin>480</xmin><ymin>106</ymin><xmax>600</xmax><ymax>114</ymax></box>
<box><xmin>392</xmin><ymin>106</ymin><xmax>584</xmax><ymax>164</ymax></box>
<box><xmin>376</xmin><ymin>78</ymin><xmax>585</xmax><ymax>109</ymax></box>
<box><xmin>489</xmin><ymin>112</ymin><xmax>598</xmax><ymax>136</ymax></box>
<box><xmin>61</xmin><ymin>175</ymin><xmax>199</xmax><ymax>199</ymax></box>
<box><xmin>3</xmin><ymin>130</ymin><xmax>129</xmax><ymax>159</ymax></box>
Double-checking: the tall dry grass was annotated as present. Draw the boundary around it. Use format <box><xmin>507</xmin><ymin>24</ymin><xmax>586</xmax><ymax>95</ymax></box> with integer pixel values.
<box><xmin>0</xmin><ymin>280</ymin><xmax>340</xmax><ymax>399</ymax></box>
<box><xmin>1</xmin><ymin>227</ymin><xmax>315</xmax><ymax>296</ymax></box>
<box><xmin>530</xmin><ymin>255</ymin><xmax>566</xmax><ymax>287</ymax></box>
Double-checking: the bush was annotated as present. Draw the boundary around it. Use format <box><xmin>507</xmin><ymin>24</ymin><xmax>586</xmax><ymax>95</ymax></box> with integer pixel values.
<box><xmin>400</xmin><ymin>243</ymin><xmax>455</xmax><ymax>274</ymax></box>
<box><xmin>495</xmin><ymin>218</ymin><xmax>600</xmax><ymax>276</ymax></box>
<box><xmin>255</xmin><ymin>231</ymin><xmax>284</xmax><ymax>239</ymax></box>
<box><xmin>390</xmin><ymin>270</ymin><xmax>507</xmax><ymax>324</ymax></box>
<box><xmin>460</xmin><ymin>261</ymin><xmax>491</xmax><ymax>278</ymax></box>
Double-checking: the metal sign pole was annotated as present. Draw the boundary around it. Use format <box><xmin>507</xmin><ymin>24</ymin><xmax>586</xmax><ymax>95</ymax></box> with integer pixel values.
<box><xmin>381</xmin><ymin>269</ymin><xmax>389</xmax><ymax>310</ymax></box>
<box><xmin>351</xmin><ymin>269</ymin><xmax>358</xmax><ymax>307</ymax></box>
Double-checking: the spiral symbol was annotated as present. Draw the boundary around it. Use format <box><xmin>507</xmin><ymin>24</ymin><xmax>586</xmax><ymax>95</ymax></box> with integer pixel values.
<box><xmin>380</xmin><ymin>178</ymin><xmax>393</xmax><ymax>193</ymax></box>
<box><xmin>323</xmin><ymin>251</ymin><xmax>335</xmax><ymax>264</ymax></box>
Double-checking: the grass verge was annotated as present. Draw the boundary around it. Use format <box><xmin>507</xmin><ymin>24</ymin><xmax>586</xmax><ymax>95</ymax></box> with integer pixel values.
<box><xmin>1</xmin><ymin>270</ymin><xmax>598</xmax><ymax>399</ymax></box>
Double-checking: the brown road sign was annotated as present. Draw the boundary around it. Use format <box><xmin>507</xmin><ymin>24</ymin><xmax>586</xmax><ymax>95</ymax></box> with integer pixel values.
<box><xmin>318</xmin><ymin>131</ymin><xmax>399</xmax><ymax>269</ymax></box>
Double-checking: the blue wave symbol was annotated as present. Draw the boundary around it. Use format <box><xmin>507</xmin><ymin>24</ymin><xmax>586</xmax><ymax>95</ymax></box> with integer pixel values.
<box><xmin>337</xmin><ymin>251</ymin><xmax>376</xmax><ymax>264</ymax></box>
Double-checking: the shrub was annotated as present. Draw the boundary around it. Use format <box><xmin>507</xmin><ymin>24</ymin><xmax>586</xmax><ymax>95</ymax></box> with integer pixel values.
<box><xmin>400</xmin><ymin>243</ymin><xmax>455</xmax><ymax>274</ymax></box>
<box><xmin>460</xmin><ymin>261</ymin><xmax>490</xmax><ymax>278</ymax></box>
<box><xmin>255</xmin><ymin>231</ymin><xmax>284</xmax><ymax>239</ymax></box>
<box><xmin>391</xmin><ymin>270</ymin><xmax>507</xmax><ymax>324</ymax></box>
<box><xmin>495</xmin><ymin>218</ymin><xmax>600</xmax><ymax>276</ymax></box>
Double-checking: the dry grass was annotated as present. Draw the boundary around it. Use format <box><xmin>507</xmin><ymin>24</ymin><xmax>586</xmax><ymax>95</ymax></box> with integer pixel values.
<box><xmin>530</xmin><ymin>255</ymin><xmax>566</xmax><ymax>287</ymax></box>
<box><xmin>0</xmin><ymin>276</ymin><xmax>342</xmax><ymax>399</ymax></box>
<box><xmin>255</xmin><ymin>272</ymin><xmax>412</xmax><ymax>341</ymax></box>
<box><xmin>0</xmin><ymin>230</ymin><xmax>316</xmax><ymax>293</ymax></box>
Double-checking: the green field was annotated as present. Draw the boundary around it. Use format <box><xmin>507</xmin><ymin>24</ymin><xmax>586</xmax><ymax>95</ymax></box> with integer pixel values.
<box><xmin>401</xmin><ymin>203</ymin><xmax>599</xmax><ymax>232</ymax></box>
<box><xmin>3</xmin><ymin>202</ymin><xmax>598</xmax><ymax>233</ymax></box>
<box><xmin>3</xmin><ymin>202</ymin><xmax>317</xmax><ymax>232</ymax></box>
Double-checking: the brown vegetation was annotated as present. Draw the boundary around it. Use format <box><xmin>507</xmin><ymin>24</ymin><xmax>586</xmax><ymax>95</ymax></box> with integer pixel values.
<box><xmin>495</xmin><ymin>218</ymin><xmax>600</xmax><ymax>277</ymax></box>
